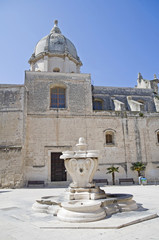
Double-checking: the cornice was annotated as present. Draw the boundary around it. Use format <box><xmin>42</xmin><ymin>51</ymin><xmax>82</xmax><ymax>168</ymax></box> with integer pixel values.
<box><xmin>28</xmin><ymin>52</ymin><xmax>82</xmax><ymax>66</ymax></box>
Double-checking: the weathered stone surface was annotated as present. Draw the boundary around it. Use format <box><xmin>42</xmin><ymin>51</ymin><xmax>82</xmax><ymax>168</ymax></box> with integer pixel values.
<box><xmin>0</xmin><ymin>85</ymin><xmax>26</xmax><ymax>188</ymax></box>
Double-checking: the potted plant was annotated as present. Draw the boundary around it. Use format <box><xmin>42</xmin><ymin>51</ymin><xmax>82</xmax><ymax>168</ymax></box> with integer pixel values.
<box><xmin>106</xmin><ymin>165</ymin><xmax>119</xmax><ymax>185</ymax></box>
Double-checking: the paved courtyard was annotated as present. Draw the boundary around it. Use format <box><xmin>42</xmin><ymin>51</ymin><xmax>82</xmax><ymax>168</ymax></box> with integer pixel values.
<box><xmin>0</xmin><ymin>185</ymin><xmax>159</xmax><ymax>240</ymax></box>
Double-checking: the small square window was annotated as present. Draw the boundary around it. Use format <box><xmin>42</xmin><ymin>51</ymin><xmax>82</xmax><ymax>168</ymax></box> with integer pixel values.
<box><xmin>93</xmin><ymin>100</ymin><xmax>103</xmax><ymax>110</ymax></box>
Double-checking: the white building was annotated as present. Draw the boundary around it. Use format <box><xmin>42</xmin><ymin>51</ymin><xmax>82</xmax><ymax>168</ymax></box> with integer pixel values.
<box><xmin>0</xmin><ymin>21</ymin><xmax>159</xmax><ymax>187</ymax></box>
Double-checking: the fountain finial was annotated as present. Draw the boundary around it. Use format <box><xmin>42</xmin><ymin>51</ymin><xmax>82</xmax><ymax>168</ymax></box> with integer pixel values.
<box><xmin>76</xmin><ymin>137</ymin><xmax>87</xmax><ymax>151</ymax></box>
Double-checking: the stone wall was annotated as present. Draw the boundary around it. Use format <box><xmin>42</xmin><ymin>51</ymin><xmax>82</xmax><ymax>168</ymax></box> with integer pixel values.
<box><xmin>0</xmin><ymin>148</ymin><xmax>24</xmax><ymax>188</ymax></box>
<box><xmin>1</xmin><ymin>74</ymin><xmax>159</xmax><ymax>187</ymax></box>
<box><xmin>24</xmin><ymin>112</ymin><xmax>159</xmax><ymax>185</ymax></box>
<box><xmin>25</xmin><ymin>71</ymin><xmax>92</xmax><ymax>115</ymax></box>
<box><xmin>0</xmin><ymin>85</ymin><xmax>26</xmax><ymax>187</ymax></box>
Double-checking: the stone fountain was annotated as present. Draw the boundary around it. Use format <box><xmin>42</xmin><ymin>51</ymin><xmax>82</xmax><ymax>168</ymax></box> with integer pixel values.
<box><xmin>33</xmin><ymin>137</ymin><xmax>137</xmax><ymax>222</ymax></box>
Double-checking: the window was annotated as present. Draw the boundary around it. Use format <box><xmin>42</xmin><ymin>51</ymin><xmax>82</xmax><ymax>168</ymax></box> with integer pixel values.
<box><xmin>50</xmin><ymin>87</ymin><xmax>66</xmax><ymax>108</ymax></box>
<box><xmin>93</xmin><ymin>99</ymin><xmax>103</xmax><ymax>110</ymax></box>
<box><xmin>138</xmin><ymin>100</ymin><xmax>145</xmax><ymax>111</ymax></box>
<box><xmin>106</xmin><ymin>134</ymin><xmax>113</xmax><ymax>144</ymax></box>
<box><xmin>53</xmin><ymin>67</ymin><xmax>60</xmax><ymax>72</ymax></box>
<box><xmin>157</xmin><ymin>132</ymin><xmax>159</xmax><ymax>143</ymax></box>
<box><xmin>104</xmin><ymin>130</ymin><xmax>115</xmax><ymax>146</ymax></box>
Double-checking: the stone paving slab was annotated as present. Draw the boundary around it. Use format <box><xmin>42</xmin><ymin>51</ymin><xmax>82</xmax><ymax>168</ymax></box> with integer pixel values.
<box><xmin>0</xmin><ymin>186</ymin><xmax>159</xmax><ymax>240</ymax></box>
<box><xmin>31</xmin><ymin>210</ymin><xmax>158</xmax><ymax>229</ymax></box>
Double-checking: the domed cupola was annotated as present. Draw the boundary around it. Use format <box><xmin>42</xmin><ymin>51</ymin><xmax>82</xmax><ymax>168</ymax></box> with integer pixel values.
<box><xmin>29</xmin><ymin>20</ymin><xmax>82</xmax><ymax>73</ymax></box>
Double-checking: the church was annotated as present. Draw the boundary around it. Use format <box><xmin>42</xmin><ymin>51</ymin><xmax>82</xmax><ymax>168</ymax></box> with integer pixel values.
<box><xmin>0</xmin><ymin>20</ymin><xmax>159</xmax><ymax>188</ymax></box>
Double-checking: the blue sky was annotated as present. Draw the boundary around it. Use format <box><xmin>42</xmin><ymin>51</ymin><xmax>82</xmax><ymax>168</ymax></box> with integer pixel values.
<box><xmin>0</xmin><ymin>0</ymin><xmax>159</xmax><ymax>87</ymax></box>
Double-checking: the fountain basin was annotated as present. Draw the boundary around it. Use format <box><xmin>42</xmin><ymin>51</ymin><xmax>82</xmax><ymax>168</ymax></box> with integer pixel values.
<box><xmin>57</xmin><ymin>200</ymin><xmax>106</xmax><ymax>222</ymax></box>
<box><xmin>61</xmin><ymin>200</ymin><xmax>102</xmax><ymax>212</ymax></box>
<box><xmin>33</xmin><ymin>192</ymin><xmax>138</xmax><ymax>222</ymax></box>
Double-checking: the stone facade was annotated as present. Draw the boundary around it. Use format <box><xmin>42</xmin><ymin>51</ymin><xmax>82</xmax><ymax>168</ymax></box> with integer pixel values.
<box><xmin>0</xmin><ymin>85</ymin><xmax>26</xmax><ymax>187</ymax></box>
<box><xmin>0</xmin><ymin>21</ymin><xmax>159</xmax><ymax>188</ymax></box>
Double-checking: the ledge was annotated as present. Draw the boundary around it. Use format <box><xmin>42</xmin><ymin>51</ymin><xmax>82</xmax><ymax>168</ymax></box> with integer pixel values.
<box><xmin>0</xmin><ymin>145</ymin><xmax>22</xmax><ymax>151</ymax></box>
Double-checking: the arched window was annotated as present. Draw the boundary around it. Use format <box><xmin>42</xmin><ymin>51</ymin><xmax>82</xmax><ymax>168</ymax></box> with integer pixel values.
<box><xmin>53</xmin><ymin>67</ymin><xmax>60</xmax><ymax>72</ymax></box>
<box><xmin>93</xmin><ymin>99</ymin><xmax>103</xmax><ymax>110</ymax></box>
<box><xmin>50</xmin><ymin>87</ymin><xmax>66</xmax><ymax>108</ymax></box>
<box><xmin>104</xmin><ymin>130</ymin><xmax>115</xmax><ymax>146</ymax></box>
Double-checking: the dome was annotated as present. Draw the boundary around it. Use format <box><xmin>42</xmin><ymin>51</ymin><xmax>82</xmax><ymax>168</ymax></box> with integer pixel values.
<box><xmin>29</xmin><ymin>20</ymin><xmax>82</xmax><ymax>65</ymax></box>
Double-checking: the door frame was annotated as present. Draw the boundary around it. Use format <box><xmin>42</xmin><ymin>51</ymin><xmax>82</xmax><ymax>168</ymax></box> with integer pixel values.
<box><xmin>45</xmin><ymin>146</ymin><xmax>71</xmax><ymax>183</ymax></box>
<box><xmin>51</xmin><ymin>152</ymin><xmax>66</xmax><ymax>181</ymax></box>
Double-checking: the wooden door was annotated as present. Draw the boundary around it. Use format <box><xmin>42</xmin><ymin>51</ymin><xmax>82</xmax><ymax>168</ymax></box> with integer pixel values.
<box><xmin>51</xmin><ymin>152</ymin><xmax>66</xmax><ymax>181</ymax></box>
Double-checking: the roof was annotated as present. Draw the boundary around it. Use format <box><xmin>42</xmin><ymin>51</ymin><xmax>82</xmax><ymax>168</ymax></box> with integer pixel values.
<box><xmin>29</xmin><ymin>20</ymin><xmax>82</xmax><ymax>65</ymax></box>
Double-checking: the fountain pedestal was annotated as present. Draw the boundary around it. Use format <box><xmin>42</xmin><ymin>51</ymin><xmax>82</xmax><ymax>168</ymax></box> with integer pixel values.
<box><xmin>60</xmin><ymin>138</ymin><xmax>107</xmax><ymax>201</ymax></box>
<box><xmin>57</xmin><ymin>137</ymin><xmax>107</xmax><ymax>222</ymax></box>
